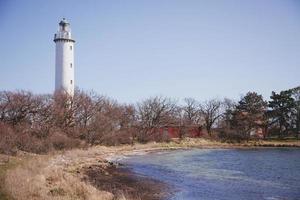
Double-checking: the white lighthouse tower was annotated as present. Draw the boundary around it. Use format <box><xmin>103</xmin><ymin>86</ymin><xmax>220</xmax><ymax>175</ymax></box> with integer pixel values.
<box><xmin>54</xmin><ymin>18</ymin><xmax>75</xmax><ymax>96</ymax></box>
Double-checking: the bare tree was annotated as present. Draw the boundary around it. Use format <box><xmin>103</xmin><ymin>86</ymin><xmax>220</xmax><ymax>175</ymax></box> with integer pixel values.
<box><xmin>51</xmin><ymin>91</ymin><xmax>75</xmax><ymax>131</ymax></box>
<box><xmin>137</xmin><ymin>96</ymin><xmax>178</xmax><ymax>142</ymax></box>
<box><xmin>200</xmin><ymin>99</ymin><xmax>223</xmax><ymax>136</ymax></box>
<box><xmin>0</xmin><ymin>89</ymin><xmax>138</xmax><ymax>152</ymax></box>
<box><xmin>72</xmin><ymin>89</ymin><xmax>106</xmax><ymax>136</ymax></box>
<box><xmin>119</xmin><ymin>104</ymin><xmax>137</xmax><ymax>129</ymax></box>
<box><xmin>138</xmin><ymin>96</ymin><xmax>178</xmax><ymax>127</ymax></box>
<box><xmin>175</xmin><ymin>98</ymin><xmax>203</xmax><ymax>138</ymax></box>
<box><xmin>0</xmin><ymin>91</ymin><xmax>40</xmax><ymax>126</ymax></box>
<box><xmin>182</xmin><ymin>98</ymin><xmax>202</xmax><ymax>125</ymax></box>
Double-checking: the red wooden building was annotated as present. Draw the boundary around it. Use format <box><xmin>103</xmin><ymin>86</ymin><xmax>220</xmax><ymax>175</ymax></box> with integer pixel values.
<box><xmin>157</xmin><ymin>125</ymin><xmax>204</xmax><ymax>138</ymax></box>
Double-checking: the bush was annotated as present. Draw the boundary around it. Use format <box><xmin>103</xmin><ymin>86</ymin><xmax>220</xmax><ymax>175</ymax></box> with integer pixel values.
<box><xmin>218</xmin><ymin>128</ymin><xmax>248</xmax><ymax>143</ymax></box>
<box><xmin>49</xmin><ymin>132</ymin><xmax>83</xmax><ymax>150</ymax></box>
<box><xmin>0</xmin><ymin>123</ymin><xmax>83</xmax><ymax>154</ymax></box>
<box><xmin>0</xmin><ymin>123</ymin><xmax>18</xmax><ymax>155</ymax></box>
<box><xmin>16</xmin><ymin>132</ymin><xmax>51</xmax><ymax>154</ymax></box>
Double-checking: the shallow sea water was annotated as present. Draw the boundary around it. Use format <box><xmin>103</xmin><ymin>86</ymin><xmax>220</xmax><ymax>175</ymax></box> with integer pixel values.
<box><xmin>122</xmin><ymin>148</ymin><xmax>300</xmax><ymax>200</ymax></box>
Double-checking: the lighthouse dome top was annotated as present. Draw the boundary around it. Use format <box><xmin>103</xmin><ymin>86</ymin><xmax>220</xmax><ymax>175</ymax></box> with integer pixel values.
<box><xmin>59</xmin><ymin>18</ymin><xmax>70</xmax><ymax>26</ymax></box>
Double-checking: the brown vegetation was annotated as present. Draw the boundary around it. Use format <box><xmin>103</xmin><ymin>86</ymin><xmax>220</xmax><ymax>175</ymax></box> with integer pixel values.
<box><xmin>0</xmin><ymin>87</ymin><xmax>299</xmax><ymax>200</ymax></box>
<box><xmin>0</xmin><ymin>86</ymin><xmax>300</xmax><ymax>155</ymax></box>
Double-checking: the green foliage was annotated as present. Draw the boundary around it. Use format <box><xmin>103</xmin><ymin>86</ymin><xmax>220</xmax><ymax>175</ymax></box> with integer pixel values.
<box><xmin>236</xmin><ymin>92</ymin><xmax>267</xmax><ymax>115</ymax></box>
<box><xmin>268</xmin><ymin>89</ymin><xmax>296</xmax><ymax>137</ymax></box>
<box><xmin>290</xmin><ymin>87</ymin><xmax>300</xmax><ymax>134</ymax></box>
<box><xmin>232</xmin><ymin>92</ymin><xmax>267</xmax><ymax>139</ymax></box>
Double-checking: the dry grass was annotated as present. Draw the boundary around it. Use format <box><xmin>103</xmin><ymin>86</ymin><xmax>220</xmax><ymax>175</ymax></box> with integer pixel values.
<box><xmin>158</xmin><ymin>138</ymin><xmax>300</xmax><ymax>148</ymax></box>
<box><xmin>2</xmin><ymin>143</ymin><xmax>170</xmax><ymax>200</ymax></box>
<box><xmin>4</xmin><ymin>150</ymin><xmax>114</xmax><ymax>200</ymax></box>
<box><xmin>0</xmin><ymin>155</ymin><xmax>24</xmax><ymax>200</ymax></box>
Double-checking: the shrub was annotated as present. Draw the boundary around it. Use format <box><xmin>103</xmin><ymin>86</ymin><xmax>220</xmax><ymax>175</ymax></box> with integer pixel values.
<box><xmin>49</xmin><ymin>132</ymin><xmax>83</xmax><ymax>150</ymax></box>
<box><xmin>0</xmin><ymin>123</ymin><xmax>18</xmax><ymax>155</ymax></box>
<box><xmin>16</xmin><ymin>131</ymin><xmax>51</xmax><ymax>154</ymax></box>
<box><xmin>218</xmin><ymin>128</ymin><xmax>248</xmax><ymax>143</ymax></box>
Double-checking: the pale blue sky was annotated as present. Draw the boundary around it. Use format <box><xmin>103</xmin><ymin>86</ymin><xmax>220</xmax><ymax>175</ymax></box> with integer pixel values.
<box><xmin>0</xmin><ymin>0</ymin><xmax>299</xmax><ymax>103</ymax></box>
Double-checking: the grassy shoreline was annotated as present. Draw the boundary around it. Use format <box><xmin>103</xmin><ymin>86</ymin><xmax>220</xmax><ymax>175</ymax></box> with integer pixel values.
<box><xmin>0</xmin><ymin>138</ymin><xmax>299</xmax><ymax>200</ymax></box>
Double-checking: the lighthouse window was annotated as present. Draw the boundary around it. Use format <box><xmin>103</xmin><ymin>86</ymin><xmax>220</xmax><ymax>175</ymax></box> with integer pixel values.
<box><xmin>70</xmin><ymin>80</ymin><xmax>73</xmax><ymax>84</ymax></box>
<box><xmin>70</xmin><ymin>63</ymin><xmax>72</xmax><ymax>68</ymax></box>
<box><xmin>70</xmin><ymin>46</ymin><xmax>72</xmax><ymax>50</ymax></box>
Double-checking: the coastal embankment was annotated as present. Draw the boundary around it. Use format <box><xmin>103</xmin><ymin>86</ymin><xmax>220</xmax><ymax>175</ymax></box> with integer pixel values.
<box><xmin>0</xmin><ymin>138</ymin><xmax>299</xmax><ymax>200</ymax></box>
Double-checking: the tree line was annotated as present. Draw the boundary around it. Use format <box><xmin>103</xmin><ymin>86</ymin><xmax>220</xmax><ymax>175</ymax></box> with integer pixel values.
<box><xmin>0</xmin><ymin>86</ymin><xmax>299</xmax><ymax>154</ymax></box>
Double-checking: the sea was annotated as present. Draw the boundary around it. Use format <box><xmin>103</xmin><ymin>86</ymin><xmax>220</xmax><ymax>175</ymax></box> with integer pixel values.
<box><xmin>121</xmin><ymin>148</ymin><xmax>300</xmax><ymax>200</ymax></box>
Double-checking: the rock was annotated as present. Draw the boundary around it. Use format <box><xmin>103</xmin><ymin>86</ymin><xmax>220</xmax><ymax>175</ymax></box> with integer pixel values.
<box><xmin>108</xmin><ymin>161</ymin><xmax>114</xmax><ymax>166</ymax></box>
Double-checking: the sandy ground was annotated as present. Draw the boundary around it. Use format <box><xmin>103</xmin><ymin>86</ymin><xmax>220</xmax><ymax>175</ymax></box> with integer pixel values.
<box><xmin>1</xmin><ymin>138</ymin><xmax>300</xmax><ymax>200</ymax></box>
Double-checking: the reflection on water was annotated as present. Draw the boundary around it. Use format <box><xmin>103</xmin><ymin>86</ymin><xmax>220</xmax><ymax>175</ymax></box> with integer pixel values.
<box><xmin>122</xmin><ymin>148</ymin><xmax>300</xmax><ymax>200</ymax></box>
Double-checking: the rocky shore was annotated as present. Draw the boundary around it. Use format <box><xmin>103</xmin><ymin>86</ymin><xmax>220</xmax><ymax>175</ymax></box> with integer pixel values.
<box><xmin>83</xmin><ymin>162</ymin><xmax>172</xmax><ymax>200</ymax></box>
